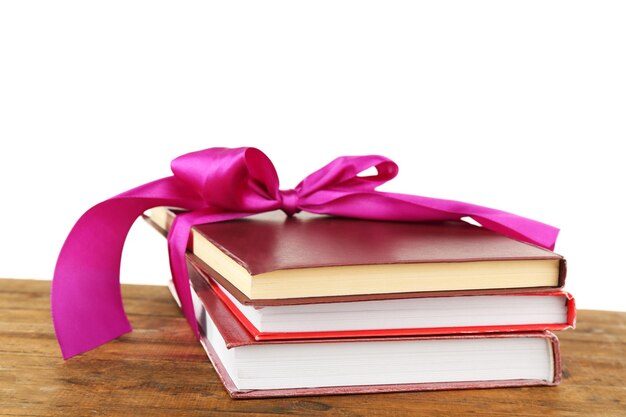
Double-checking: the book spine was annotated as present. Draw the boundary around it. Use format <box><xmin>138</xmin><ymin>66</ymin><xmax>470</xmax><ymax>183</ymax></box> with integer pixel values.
<box><xmin>558</xmin><ymin>258</ymin><xmax>568</xmax><ymax>288</ymax></box>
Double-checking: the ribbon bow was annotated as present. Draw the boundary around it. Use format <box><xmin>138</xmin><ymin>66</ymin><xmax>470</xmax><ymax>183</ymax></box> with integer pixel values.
<box><xmin>52</xmin><ymin>147</ymin><xmax>559</xmax><ymax>359</ymax></box>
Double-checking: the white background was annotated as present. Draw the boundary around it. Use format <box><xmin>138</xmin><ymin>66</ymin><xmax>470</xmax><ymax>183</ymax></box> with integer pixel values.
<box><xmin>1</xmin><ymin>1</ymin><xmax>624</xmax><ymax>311</ymax></box>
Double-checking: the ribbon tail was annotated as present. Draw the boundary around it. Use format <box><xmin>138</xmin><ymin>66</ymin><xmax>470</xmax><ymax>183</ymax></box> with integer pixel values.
<box><xmin>302</xmin><ymin>191</ymin><xmax>559</xmax><ymax>250</ymax></box>
<box><xmin>468</xmin><ymin>212</ymin><xmax>559</xmax><ymax>251</ymax></box>
<box><xmin>51</xmin><ymin>177</ymin><xmax>202</xmax><ymax>359</ymax></box>
<box><xmin>166</xmin><ymin>210</ymin><xmax>254</xmax><ymax>340</ymax></box>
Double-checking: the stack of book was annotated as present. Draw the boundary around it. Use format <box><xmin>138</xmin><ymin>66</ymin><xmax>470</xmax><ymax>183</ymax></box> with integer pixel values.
<box><xmin>146</xmin><ymin>207</ymin><xmax>575</xmax><ymax>398</ymax></box>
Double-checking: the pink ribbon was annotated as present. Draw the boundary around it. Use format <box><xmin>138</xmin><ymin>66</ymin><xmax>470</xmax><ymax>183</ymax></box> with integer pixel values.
<box><xmin>52</xmin><ymin>147</ymin><xmax>559</xmax><ymax>359</ymax></box>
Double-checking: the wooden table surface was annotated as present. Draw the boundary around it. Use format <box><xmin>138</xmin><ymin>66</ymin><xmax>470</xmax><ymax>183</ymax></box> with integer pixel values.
<box><xmin>1</xmin><ymin>278</ymin><xmax>624</xmax><ymax>417</ymax></box>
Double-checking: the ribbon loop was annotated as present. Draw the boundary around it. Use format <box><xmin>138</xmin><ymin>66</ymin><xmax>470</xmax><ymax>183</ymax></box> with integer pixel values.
<box><xmin>297</xmin><ymin>155</ymin><xmax>399</xmax><ymax>197</ymax></box>
<box><xmin>171</xmin><ymin>147</ymin><xmax>280</xmax><ymax>212</ymax></box>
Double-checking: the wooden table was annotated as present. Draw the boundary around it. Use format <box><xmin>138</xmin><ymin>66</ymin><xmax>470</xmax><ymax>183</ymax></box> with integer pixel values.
<box><xmin>1</xmin><ymin>279</ymin><xmax>624</xmax><ymax>416</ymax></box>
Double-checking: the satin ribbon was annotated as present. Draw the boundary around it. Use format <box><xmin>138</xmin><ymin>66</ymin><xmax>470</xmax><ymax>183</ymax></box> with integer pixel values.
<box><xmin>52</xmin><ymin>147</ymin><xmax>559</xmax><ymax>359</ymax></box>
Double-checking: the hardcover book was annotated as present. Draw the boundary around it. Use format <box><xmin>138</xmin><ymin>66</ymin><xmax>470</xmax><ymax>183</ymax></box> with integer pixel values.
<box><xmin>147</xmin><ymin>207</ymin><xmax>566</xmax><ymax>300</ymax></box>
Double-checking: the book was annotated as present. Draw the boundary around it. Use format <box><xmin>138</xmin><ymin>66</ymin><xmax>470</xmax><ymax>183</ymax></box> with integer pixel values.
<box><xmin>188</xmin><ymin>253</ymin><xmax>575</xmax><ymax>341</ymax></box>
<box><xmin>146</xmin><ymin>207</ymin><xmax>566</xmax><ymax>300</ymax></box>
<box><xmin>168</xmin><ymin>259</ymin><xmax>562</xmax><ymax>398</ymax></box>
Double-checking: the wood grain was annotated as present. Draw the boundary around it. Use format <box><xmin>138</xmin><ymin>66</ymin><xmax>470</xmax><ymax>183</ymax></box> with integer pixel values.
<box><xmin>1</xmin><ymin>278</ymin><xmax>624</xmax><ymax>417</ymax></box>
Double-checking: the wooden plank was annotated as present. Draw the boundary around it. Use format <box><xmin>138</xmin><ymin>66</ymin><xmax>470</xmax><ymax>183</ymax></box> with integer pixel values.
<box><xmin>0</xmin><ymin>278</ymin><xmax>624</xmax><ymax>417</ymax></box>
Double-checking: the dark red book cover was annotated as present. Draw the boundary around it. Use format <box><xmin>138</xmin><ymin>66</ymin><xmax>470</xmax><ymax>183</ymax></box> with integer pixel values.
<box><xmin>145</xmin><ymin>209</ymin><xmax>566</xmax><ymax>293</ymax></box>
<box><xmin>191</xmin><ymin>210</ymin><xmax>565</xmax><ymax>278</ymax></box>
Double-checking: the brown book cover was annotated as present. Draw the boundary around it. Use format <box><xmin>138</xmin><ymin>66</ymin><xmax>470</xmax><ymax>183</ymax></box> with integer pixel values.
<box><xmin>145</xmin><ymin>208</ymin><xmax>566</xmax><ymax>299</ymax></box>
<box><xmin>188</xmin><ymin>253</ymin><xmax>567</xmax><ymax>307</ymax></box>
<box><xmin>192</xmin><ymin>211</ymin><xmax>562</xmax><ymax>275</ymax></box>
<box><xmin>180</xmin><ymin>258</ymin><xmax>562</xmax><ymax>398</ymax></box>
